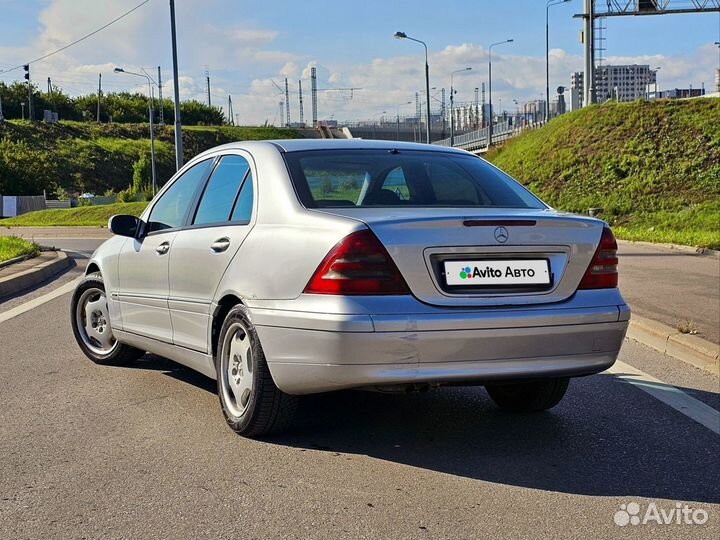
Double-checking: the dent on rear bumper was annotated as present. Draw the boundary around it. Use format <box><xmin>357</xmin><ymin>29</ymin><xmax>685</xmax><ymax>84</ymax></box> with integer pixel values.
<box><xmin>268</xmin><ymin>352</ymin><xmax>620</xmax><ymax>395</ymax></box>
<box><xmin>255</xmin><ymin>317</ymin><xmax>628</xmax><ymax>395</ymax></box>
<box><xmin>250</xmin><ymin>289</ymin><xmax>630</xmax><ymax>394</ymax></box>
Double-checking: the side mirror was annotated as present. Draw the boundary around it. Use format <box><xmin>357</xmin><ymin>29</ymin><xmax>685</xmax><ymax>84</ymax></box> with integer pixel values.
<box><xmin>108</xmin><ymin>214</ymin><xmax>141</xmax><ymax>238</ymax></box>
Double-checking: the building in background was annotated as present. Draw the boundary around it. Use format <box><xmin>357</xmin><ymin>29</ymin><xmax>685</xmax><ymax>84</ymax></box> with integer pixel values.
<box><xmin>570</xmin><ymin>72</ymin><xmax>584</xmax><ymax>110</ymax></box>
<box><xmin>571</xmin><ymin>64</ymin><xmax>657</xmax><ymax>103</ymax></box>
<box><xmin>657</xmin><ymin>88</ymin><xmax>706</xmax><ymax>99</ymax></box>
<box><xmin>514</xmin><ymin>99</ymin><xmax>545</xmax><ymax>126</ymax></box>
<box><xmin>450</xmin><ymin>103</ymin><xmax>491</xmax><ymax>132</ymax></box>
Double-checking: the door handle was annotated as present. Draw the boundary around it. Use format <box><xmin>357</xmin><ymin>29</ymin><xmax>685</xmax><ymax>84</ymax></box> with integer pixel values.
<box><xmin>156</xmin><ymin>241</ymin><xmax>170</xmax><ymax>255</ymax></box>
<box><xmin>211</xmin><ymin>237</ymin><xmax>231</xmax><ymax>253</ymax></box>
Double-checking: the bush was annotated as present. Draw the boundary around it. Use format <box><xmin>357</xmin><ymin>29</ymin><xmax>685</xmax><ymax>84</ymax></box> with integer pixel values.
<box><xmin>138</xmin><ymin>187</ymin><xmax>155</xmax><ymax>202</ymax></box>
<box><xmin>0</xmin><ymin>120</ymin><xmax>300</xmax><ymax>198</ymax></box>
<box><xmin>117</xmin><ymin>188</ymin><xmax>137</xmax><ymax>203</ymax></box>
<box><xmin>132</xmin><ymin>154</ymin><xmax>151</xmax><ymax>193</ymax></box>
<box><xmin>55</xmin><ymin>186</ymin><xmax>70</xmax><ymax>200</ymax></box>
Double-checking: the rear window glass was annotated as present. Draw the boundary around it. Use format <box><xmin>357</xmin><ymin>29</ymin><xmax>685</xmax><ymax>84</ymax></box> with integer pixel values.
<box><xmin>284</xmin><ymin>150</ymin><xmax>545</xmax><ymax>209</ymax></box>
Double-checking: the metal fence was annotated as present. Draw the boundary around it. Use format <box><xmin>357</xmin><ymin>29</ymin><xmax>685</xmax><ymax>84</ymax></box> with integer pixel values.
<box><xmin>0</xmin><ymin>194</ymin><xmax>117</xmax><ymax>218</ymax></box>
<box><xmin>433</xmin><ymin>120</ymin><xmax>546</xmax><ymax>152</ymax></box>
<box><xmin>45</xmin><ymin>200</ymin><xmax>73</xmax><ymax>209</ymax></box>
<box><xmin>0</xmin><ymin>196</ymin><xmax>46</xmax><ymax>218</ymax></box>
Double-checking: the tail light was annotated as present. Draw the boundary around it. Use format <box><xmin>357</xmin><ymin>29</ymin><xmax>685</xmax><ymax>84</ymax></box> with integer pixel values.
<box><xmin>304</xmin><ymin>230</ymin><xmax>410</xmax><ymax>295</ymax></box>
<box><xmin>579</xmin><ymin>226</ymin><xmax>618</xmax><ymax>289</ymax></box>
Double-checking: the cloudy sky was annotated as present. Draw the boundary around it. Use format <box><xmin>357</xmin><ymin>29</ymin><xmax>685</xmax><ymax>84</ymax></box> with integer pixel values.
<box><xmin>1</xmin><ymin>0</ymin><xmax>718</xmax><ymax>125</ymax></box>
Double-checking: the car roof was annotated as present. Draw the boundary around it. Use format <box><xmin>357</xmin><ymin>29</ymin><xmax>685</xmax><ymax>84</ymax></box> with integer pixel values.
<box><xmin>197</xmin><ymin>139</ymin><xmax>470</xmax><ymax>156</ymax></box>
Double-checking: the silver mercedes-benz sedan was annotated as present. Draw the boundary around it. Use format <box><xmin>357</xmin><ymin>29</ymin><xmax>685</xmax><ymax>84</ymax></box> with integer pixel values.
<box><xmin>71</xmin><ymin>139</ymin><xmax>630</xmax><ymax>437</ymax></box>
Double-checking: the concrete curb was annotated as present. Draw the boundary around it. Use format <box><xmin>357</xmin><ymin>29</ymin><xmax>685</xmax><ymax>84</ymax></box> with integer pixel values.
<box><xmin>618</xmin><ymin>239</ymin><xmax>720</xmax><ymax>259</ymax></box>
<box><xmin>0</xmin><ymin>253</ymin><xmax>36</xmax><ymax>270</ymax></box>
<box><xmin>0</xmin><ymin>251</ymin><xmax>72</xmax><ymax>299</ymax></box>
<box><xmin>627</xmin><ymin>314</ymin><xmax>720</xmax><ymax>376</ymax></box>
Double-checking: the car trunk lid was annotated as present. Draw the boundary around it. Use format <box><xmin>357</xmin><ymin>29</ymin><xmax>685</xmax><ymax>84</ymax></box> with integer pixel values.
<box><xmin>312</xmin><ymin>207</ymin><xmax>604</xmax><ymax>307</ymax></box>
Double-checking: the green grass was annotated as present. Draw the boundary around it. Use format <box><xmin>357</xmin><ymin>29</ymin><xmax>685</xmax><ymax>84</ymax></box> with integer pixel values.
<box><xmin>487</xmin><ymin>98</ymin><xmax>720</xmax><ymax>249</ymax></box>
<box><xmin>1</xmin><ymin>202</ymin><xmax>148</xmax><ymax>227</ymax></box>
<box><xmin>613</xmin><ymin>200</ymin><xmax>720</xmax><ymax>249</ymax></box>
<box><xmin>0</xmin><ymin>237</ymin><xmax>40</xmax><ymax>263</ymax></box>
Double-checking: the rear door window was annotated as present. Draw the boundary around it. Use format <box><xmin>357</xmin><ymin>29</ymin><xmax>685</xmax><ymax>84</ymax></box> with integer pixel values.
<box><xmin>230</xmin><ymin>172</ymin><xmax>254</xmax><ymax>223</ymax></box>
<box><xmin>193</xmin><ymin>155</ymin><xmax>251</xmax><ymax>226</ymax></box>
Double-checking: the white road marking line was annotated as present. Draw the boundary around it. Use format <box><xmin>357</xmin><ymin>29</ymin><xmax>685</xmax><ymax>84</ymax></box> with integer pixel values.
<box><xmin>608</xmin><ymin>360</ymin><xmax>720</xmax><ymax>435</ymax></box>
<box><xmin>0</xmin><ymin>277</ymin><xmax>81</xmax><ymax>324</ymax></box>
<box><xmin>60</xmin><ymin>248</ymin><xmax>92</xmax><ymax>258</ymax></box>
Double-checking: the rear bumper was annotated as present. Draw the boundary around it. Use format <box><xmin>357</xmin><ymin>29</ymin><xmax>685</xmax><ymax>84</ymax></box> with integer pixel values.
<box><xmin>252</xmin><ymin>298</ymin><xmax>630</xmax><ymax>394</ymax></box>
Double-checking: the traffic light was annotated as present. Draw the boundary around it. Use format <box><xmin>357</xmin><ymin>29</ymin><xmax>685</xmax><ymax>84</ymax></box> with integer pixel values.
<box><xmin>23</xmin><ymin>64</ymin><xmax>29</xmax><ymax>81</ymax></box>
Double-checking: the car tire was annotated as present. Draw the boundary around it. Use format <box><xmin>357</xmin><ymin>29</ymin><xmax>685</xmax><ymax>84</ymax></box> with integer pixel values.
<box><xmin>70</xmin><ymin>272</ymin><xmax>145</xmax><ymax>366</ymax></box>
<box><xmin>485</xmin><ymin>378</ymin><xmax>570</xmax><ymax>412</ymax></box>
<box><xmin>215</xmin><ymin>304</ymin><xmax>298</xmax><ymax>437</ymax></box>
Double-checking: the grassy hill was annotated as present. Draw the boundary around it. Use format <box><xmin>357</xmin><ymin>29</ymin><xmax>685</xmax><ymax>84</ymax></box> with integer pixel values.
<box><xmin>0</xmin><ymin>121</ymin><xmax>300</xmax><ymax>197</ymax></box>
<box><xmin>0</xmin><ymin>202</ymin><xmax>148</xmax><ymax>227</ymax></box>
<box><xmin>487</xmin><ymin>98</ymin><xmax>720</xmax><ymax>248</ymax></box>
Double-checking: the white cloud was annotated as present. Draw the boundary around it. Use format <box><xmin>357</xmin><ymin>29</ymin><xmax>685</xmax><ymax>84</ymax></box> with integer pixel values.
<box><xmin>280</xmin><ymin>62</ymin><xmax>298</xmax><ymax>78</ymax></box>
<box><xmin>1</xmin><ymin>1</ymin><xmax>717</xmax><ymax>125</ymax></box>
<box><xmin>228</xmin><ymin>28</ymin><xmax>279</xmax><ymax>45</ymax></box>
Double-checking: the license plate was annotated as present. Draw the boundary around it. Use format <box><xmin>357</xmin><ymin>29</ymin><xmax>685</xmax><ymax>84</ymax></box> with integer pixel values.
<box><xmin>444</xmin><ymin>259</ymin><xmax>551</xmax><ymax>286</ymax></box>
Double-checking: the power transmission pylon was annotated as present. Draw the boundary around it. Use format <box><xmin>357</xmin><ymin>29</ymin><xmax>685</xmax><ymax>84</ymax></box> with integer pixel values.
<box><xmin>298</xmin><ymin>80</ymin><xmax>304</xmax><ymax>126</ymax></box>
<box><xmin>284</xmin><ymin>78</ymin><xmax>290</xmax><ymax>126</ymax></box>
<box><xmin>311</xmin><ymin>67</ymin><xmax>318</xmax><ymax>127</ymax></box>
<box><xmin>205</xmin><ymin>66</ymin><xmax>211</xmax><ymax>106</ymax></box>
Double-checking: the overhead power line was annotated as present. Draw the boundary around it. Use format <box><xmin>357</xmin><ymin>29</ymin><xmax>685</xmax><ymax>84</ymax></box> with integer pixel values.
<box><xmin>0</xmin><ymin>0</ymin><xmax>153</xmax><ymax>74</ymax></box>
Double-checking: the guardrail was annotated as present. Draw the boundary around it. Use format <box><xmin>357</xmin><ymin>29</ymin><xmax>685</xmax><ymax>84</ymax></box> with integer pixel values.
<box><xmin>433</xmin><ymin>120</ymin><xmax>546</xmax><ymax>152</ymax></box>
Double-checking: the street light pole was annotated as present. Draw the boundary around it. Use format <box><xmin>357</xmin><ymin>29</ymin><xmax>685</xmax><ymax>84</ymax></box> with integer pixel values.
<box><xmin>114</xmin><ymin>68</ymin><xmax>157</xmax><ymax>196</ymax></box>
<box><xmin>488</xmin><ymin>39</ymin><xmax>513</xmax><ymax>148</ymax></box>
<box><xmin>169</xmin><ymin>0</ymin><xmax>183</xmax><ymax>170</ymax></box>
<box><xmin>450</xmin><ymin>67</ymin><xmax>472</xmax><ymax>147</ymax></box>
<box><xmin>396</xmin><ymin>101</ymin><xmax>412</xmax><ymax>141</ymax></box>
<box><xmin>546</xmin><ymin>0</ymin><xmax>571</xmax><ymax>123</ymax></box>
<box><xmin>372</xmin><ymin>110</ymin><xmax>386</xmax><ymax>139</ymax></box>
<box><xmin>394</xmin><ymin>32</ymin><xmax>432</xmax><ymax>144</ymax></box>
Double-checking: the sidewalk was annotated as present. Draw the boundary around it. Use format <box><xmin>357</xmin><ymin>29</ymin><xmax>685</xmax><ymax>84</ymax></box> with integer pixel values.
<box><xmin>618</xmin><ymin>241</ymin><xmax>719</xmax><ymax>346</ymax></box>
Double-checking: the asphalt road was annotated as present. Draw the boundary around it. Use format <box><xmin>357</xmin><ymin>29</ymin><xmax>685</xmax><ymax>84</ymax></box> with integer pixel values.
<box><xmin>618</xmin><ymin>242</ymin><xmax>720</xmax><ymax>344</ymax></box>
<box><xmin>0</xmin><ymin>239</ymin><xmax>718</xmax><ymax>539</ymax></box>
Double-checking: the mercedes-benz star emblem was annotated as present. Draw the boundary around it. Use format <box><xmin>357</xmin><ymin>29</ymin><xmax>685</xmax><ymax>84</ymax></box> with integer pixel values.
<box><xmin>494</xmin><ymin>226</ymin><xmax>509</xmax><ymax>243</ymax></box>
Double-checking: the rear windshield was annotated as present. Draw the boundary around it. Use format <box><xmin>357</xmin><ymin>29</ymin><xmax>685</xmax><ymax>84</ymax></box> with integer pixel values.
<box><xmin>284</xmin><ymin>149</ymin><xmax>546</xmax><ymax>209</ymax></box>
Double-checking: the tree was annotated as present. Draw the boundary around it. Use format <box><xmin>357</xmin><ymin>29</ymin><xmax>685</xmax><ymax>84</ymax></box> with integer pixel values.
<box><xmin>132</xmin><ymin>153</ymin><xmax>151</xmax><ymax>193</ymax></box>
<box><xmin>179</xmin><ymin>100</ymin><xmax>225</xmax><ymax>125</ymax></box>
